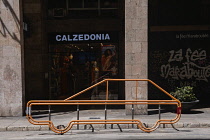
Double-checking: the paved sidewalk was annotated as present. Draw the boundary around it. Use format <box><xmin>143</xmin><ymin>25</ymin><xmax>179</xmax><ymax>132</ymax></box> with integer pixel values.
<box><xmin>0</xmin><ymin>107</ymin><xmax>210</xmax><ymax>132</ymax></box>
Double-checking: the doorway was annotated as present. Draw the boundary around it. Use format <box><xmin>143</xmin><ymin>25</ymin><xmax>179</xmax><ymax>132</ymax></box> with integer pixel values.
<box><xmin>49</xmin><ymin>43</ymin><xmax>119</xmax><ymax>100</ymax></box>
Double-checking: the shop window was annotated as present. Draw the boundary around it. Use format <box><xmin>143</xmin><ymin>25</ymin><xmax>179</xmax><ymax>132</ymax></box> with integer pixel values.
<box><xmin>149</xmin><ymin>0</ymin><xmax>210</xmax><ymax>26</ymax></box>
<box><xmin>47</xmin><ymin>0</ymin><xmax>119</xmax><ymax>19</ymax></box>
<box><xmin>84</xmin><ymin>0</ymin><xmax>98</xmax><ymax>8</ymax></box>
<box><xmin>68</xmin><ymin>0</ymin><xmax>83</xmax><ymax>8</ymax></box>
<box><xmin>101</xmin><ymin>0</ymin><xmax>118</xmax><ymax>8</ymax></box>
<box><xmin>49</xmin><ymin>43</ymin><xmax>119</xmax><ymax>100</ymax></box>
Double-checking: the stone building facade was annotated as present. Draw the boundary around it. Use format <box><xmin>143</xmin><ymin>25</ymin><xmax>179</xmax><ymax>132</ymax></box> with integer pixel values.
<box><xmin>0</xmin><ymin>0</ymin><xmax>148</xmax><ymax>116</ymax></box>
<box><xmin>1</xmin><ymin>0</ymin><xmax>209</xmax><ymax>116</ymax></box>
<box><xmin>0</xmin><ymin>0</ymin><xmax>24</xmax><ymax>116</ymax></box>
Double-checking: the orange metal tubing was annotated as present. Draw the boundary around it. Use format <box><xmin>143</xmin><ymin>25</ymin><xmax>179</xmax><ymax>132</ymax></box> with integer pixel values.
<box><xmin>26</xmin><ymin>79</ymin><xmax>182</xmax><ymax>134</ymax></box>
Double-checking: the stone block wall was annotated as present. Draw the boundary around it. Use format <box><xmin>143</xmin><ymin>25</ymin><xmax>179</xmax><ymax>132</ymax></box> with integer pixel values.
<box><xmin>125</xmin><ymin>0</ymin><xmax>148</xmax><ymax>114</ymax></box>
<box><xmin>0</xmin><ymin>0</ymin><xmax>23</xmax><ymax>116</ymax></box>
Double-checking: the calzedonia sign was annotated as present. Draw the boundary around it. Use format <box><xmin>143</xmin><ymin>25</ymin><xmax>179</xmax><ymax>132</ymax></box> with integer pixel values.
<box><xmin>49</xmin><ymin>32</ymin><xmax>118</xmax><ymax>44</ymax></box>
<box><xmin>56</xmin><ymin>34</ymin><xmax>110</xmax><ymax>41</ymax></box>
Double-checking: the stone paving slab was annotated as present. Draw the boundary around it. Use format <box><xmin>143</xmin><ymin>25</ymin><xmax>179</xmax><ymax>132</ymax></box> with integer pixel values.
<box><xmin>0</xmin><ymin>108</ymin><xmax>210</xmax><ymax>131</ymax></box>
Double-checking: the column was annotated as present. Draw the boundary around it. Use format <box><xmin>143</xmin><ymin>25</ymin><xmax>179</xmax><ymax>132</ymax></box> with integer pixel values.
<box><xmin>125</xmin><ymin>0</ymin><xmax>148</xmax><ymax>114</ymax></box>
<box><xmin>0</xmin><ymin>0</ymin><xmax>24</xmax><ymax>116</ymax></box>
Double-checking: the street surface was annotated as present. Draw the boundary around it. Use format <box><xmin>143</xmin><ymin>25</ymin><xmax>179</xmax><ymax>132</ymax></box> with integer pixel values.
<box><xmin>0</xmin><ymin>128</ymin><xmax>210</xmax><ymax>140</ymax></box>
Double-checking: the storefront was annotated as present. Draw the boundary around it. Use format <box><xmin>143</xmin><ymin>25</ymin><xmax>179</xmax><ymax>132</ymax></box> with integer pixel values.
<box><xmin>148</xmin><ymin>0</ymin><xmax>210</xmax><ymax>106</ymax></box>
<box><xmin>0</xmin><ymin>0</ymin><xmax>147</xmax><ymax>116</ymax></box>
<box><xmin>48</xmin><ymin>32</ymin><xmax>120</xmax><ymax>100</ymax></box>
<box><xmin>23</xmin><ymin>0</ymin><xmax>125</xmax><ymax>105</ymax></box>
<box><xmin>6</xmin><ymin>0</ymin><xmax>210</xmax><ymax>116</ymax></box>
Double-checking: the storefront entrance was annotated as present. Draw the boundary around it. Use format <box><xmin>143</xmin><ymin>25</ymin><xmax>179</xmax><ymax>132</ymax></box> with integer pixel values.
<box><xmin>49</xmin><ymin>41</ymin><xmax>119</xmax><ymax>100</ymax></box>
<box><xmin>148</xmin><ymin>0</ymin><xmax>210</xmax><ymax>106</ymax></box>
<box><xmin>23</xmin><ymin>0</ymin><xmax>125</xmax><ymax>109</ymax></box>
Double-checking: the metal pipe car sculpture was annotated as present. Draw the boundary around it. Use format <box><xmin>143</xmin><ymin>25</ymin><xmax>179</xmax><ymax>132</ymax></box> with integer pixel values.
<box><xmin>26</xmin><ymin>79</ymin><xmax>182</xmax><ymax>134</ymax></box>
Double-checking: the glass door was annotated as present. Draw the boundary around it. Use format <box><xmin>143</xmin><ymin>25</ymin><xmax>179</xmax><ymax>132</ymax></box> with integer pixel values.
<box><xmin>49</xmin><ymin>43</ymin><xmax>119</xmax><ymax>100</ymax></box>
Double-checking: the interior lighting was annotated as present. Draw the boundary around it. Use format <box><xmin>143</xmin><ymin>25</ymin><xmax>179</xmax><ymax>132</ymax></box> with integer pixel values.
<box><xmin>69</xmin><ymin>54</ymin><xmax>73</xmax><ymax>60</ymax></box>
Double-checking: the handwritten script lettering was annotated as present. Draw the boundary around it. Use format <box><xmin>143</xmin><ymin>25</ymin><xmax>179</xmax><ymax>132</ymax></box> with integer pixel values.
<box><xmin>161</xmin><ymin>48</ymin><xmax>210</xmax><ymax>82</ymax></box>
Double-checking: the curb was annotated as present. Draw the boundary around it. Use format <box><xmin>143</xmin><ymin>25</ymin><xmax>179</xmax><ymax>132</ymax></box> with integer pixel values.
<box><xmin>1</xmin><ymin>123</ymin><xmax>210</xmax><ymax>132</ymax></box>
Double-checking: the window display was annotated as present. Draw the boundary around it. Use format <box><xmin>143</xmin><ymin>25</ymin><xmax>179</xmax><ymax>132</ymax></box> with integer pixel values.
<box><xmin>49</xmin><ymin>43</ymin><xmax>119</xmax><ymax>100</ymax></box>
